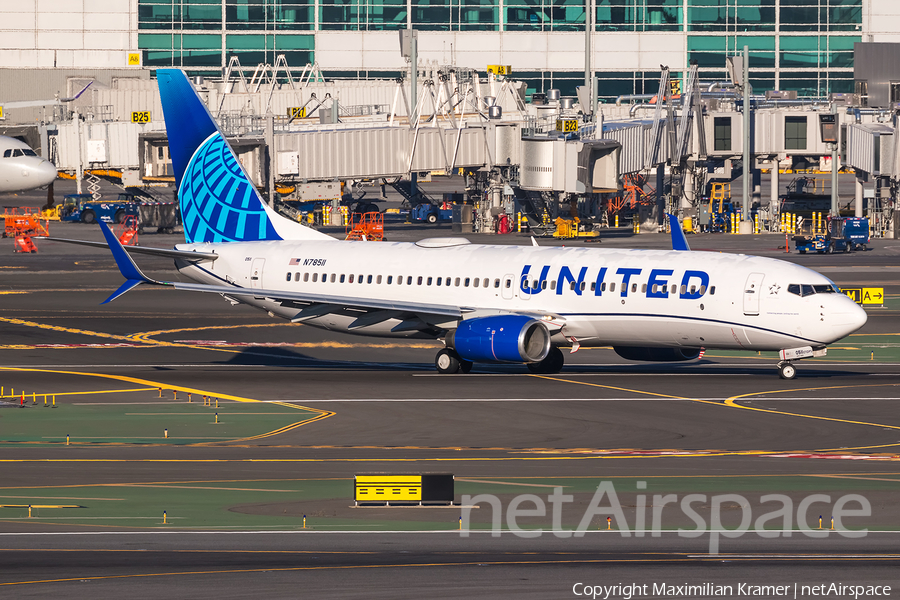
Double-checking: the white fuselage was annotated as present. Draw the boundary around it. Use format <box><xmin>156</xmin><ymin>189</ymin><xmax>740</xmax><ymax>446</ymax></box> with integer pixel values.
<box><xmin>0</xmin><ymin>136</ymin><xmax>57</xmax><ymax>193</ymax></box>
<box><xmin>173</xmin><ymin>239</ymin><xmax>867</xmax><ymax>352</ymax></box>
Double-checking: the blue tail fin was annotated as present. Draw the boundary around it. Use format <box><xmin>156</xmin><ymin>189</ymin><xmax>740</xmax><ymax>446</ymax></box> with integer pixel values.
<box><xmin>667</xmin><ymin>213</ymin><xmax>691</xmax><ymax>251</ymax></box>
<box><xmin>156</xmin><ymin>69</ymin><xmax>330</xmax><ymax>244</ymax></box>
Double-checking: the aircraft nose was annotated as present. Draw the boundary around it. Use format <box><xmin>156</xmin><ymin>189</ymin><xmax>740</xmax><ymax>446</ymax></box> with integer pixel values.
<box><xmin>31</xmin><ymin>160</ymin><xmax>59</xmax><ymax>187</ymax></box>
<box><xmin>831</xmin><ymin>296</ymin><xmax>867</xmax><ymax>340</ymax></box>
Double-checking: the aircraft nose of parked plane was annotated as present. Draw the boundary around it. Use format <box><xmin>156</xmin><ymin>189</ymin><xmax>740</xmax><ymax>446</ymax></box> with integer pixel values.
<box><xmin>830</xmin><ymin>295</ymin><xmax>868</xmax><ymax>341</ymax></box>
<box><xmin>29</xmin><ymin>160</ymin><xmax>59</xmax><ymax>187</ymax></box>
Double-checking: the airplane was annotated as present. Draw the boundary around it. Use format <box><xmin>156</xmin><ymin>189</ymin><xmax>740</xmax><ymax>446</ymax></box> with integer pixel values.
<box><xmin>47</xmin><ymin>69</ymin><xmax>868</xmax><ymax>379</ymax></box>
<box><xmin>0</xmin><ymin>136</ymin><xmax>58</xmax><ymax>193</ymax></box>
<box><xmin>0</xmin><ymin>82</ymin><xmax>92</xmax><ymax>193</ymax></box>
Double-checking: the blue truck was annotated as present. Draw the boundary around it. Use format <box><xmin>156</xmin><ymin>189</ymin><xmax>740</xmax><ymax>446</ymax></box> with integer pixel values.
<box><xmin>60</xmin><ymin>194</ymin><xmax>140</xmax><ymax>224</ymax></box>
<box><xmin>410</xmin><ymin>202</ymin><xmax>453</xmax><ymax>224</ymax></box>
<box><xmin>795</xmin><ymin>217</ymin><xmax>869</xmax><ymax>254</ymax></box>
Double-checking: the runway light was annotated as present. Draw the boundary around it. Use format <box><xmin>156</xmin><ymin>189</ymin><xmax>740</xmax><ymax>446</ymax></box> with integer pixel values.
<box><xmin>215</xmin><ymin>413</ymin><xmax>218</xmax><ymax>424</ymax></box>
<box><xmin>818</xmin><ymin>515</ymin><xmax>823</xmax><ymax>529</ymax></box>
<box><xmin>164</xmin><ymin>428</ymin><xmax>168</xmax><ymax>439</ymax></box>
<box><xmin>28</xmin><ymin>505</ymin><xmax>32</xmax><ymax>519</ymax></box>
<box><xmin>215</xmin><ymin>398</ymin><xmax>219</xmax><ymax>408</ymax></box>
<box><xmin>831</xmin><ymin>517</ymin><xmax>835</xmax><ymax>530</ymax></box>
<box><xmin>303</xmin><ymin>515</ymin><xmax>307</xmax><ymax>528</ymax></box>
<box><xmin>66</xmin><ymin>434</ymin><xmax>69</xmax><ymax>446</ymax></box>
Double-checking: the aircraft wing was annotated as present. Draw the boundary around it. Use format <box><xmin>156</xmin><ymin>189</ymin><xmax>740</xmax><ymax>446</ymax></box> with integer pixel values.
<box><xmin>96</xmin><ymin>222</ymin><xmax>463</xmax><ymax>326</ymax></box>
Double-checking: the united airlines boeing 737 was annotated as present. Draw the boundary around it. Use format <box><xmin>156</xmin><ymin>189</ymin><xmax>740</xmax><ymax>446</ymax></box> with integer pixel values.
<box><xmin>52</xmin><ymin>69</ymin><xmax>867</xmax><ymax>379</ymax></box>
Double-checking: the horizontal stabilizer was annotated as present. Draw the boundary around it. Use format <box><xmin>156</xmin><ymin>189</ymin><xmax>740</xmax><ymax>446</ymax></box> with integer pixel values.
<box><xmin>37</xmin><ymin>236</ymin><xmax>218</xmax><ymax>261</ymax></box>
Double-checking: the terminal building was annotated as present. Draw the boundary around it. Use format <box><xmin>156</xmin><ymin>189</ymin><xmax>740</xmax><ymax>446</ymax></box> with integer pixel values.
<box><xmin>2</xmin><ymin>1</ymin><xmax>900</xmax><ymax>101</ymax></box>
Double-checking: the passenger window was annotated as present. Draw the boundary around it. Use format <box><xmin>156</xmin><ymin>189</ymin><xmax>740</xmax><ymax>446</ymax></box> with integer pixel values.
<box><xmin>348</xmin><ymin>274</ymin><xmax>354</xmax><ymax>283</ymax></box>
<box><xmin>710</xmin><ymin>286</ymin><xmax>715</xmax><ymax>295</ymax></box>
<box><xmin>455</xmin><ymin>277</ymin><xmax>460</xmax><ymax>286</ymax></box>
<box><xmin>591</xmin><ymin>282</ymin><xmax>596</xmax><ymax>291</ymax></box>
<box><xmin>417</xmin><ymin>276</ymin><xmax>423</xmax><ymax>285</ymax></box>
<box><xmin>359</xmin><ymin>274</ymin><xmax>364</xmax><ymax>283</ymax></box>
<box><xmin>340</xmin><ymin>274</ymin><xmax>345</xmax><ymax>283</ymax></box>
<box><xmin>570</xmin><ymin>281</ymin><xmax>576</xmax><ymax>291</ymax></box>
<box><xmin>609</xmin><ymin>283</ymin><xmax>616</xmax><ymax>292</ymax></box>
<box><xmin>330</xmin><ymin>274</ymin><xmax>336</xmax><ymax>283</ymax></box>
<box><xmin>377</xmin><ymin>275</ymin><xmax>382</xmax><ymax>284</ymax></box>
<box><xmin>699</xmin><ymin>285</ymin><xmax>706</xmax><ymax>295</ymax></box>
<box><xmin>580</xmin><ymin>282</ymin><xmax>585</xmax><ymax>291</ymax></box>
<box><xmin>286</xmin><ymin>273</ymin><xmax>292</xmax><ymax>282</ymax></box>
<box><xmin>680</xmin><ymin>285</ymin><xmax>686</xmax><ymax>295</ymax></box>
<box><xmin>641</xmin><ymin>284</ymin><xmax>647</xmax><ymax>293</ymax></box>
<box><xmin>398</xmin><ymin>275</ymin><xmax>403</xmax><ymax>285</ymax></box>
<box><xmin>541</xmin><ymin>280</ymin><xmax>547</xmax><ymax>290</ymax></box>
<box><xmin>601</xmin><ymin>282</ymin><xmax>607</xmax><ymax>292</ymax></box>
<box><xmin>367</xmin><ymin>275</ymin><xmax>373</xmax><ymax>284</ymax></box>
<box><xmin>427</xmin><ymin>277</ymin><xmax>432</xmax><ymax>285</ymax></box>
<box><xmin>631</xmin><ymin>283</ymin><xmax>637</xmax><ymax>293</ymax></box>
<box><xmin>295</xmin><ymin>272</ymin><xmax>300</xmax><ymax>281</ymax></box>
<box><xmin>483</xmin><ymin>278</ymin><xmax>489</xmax><ymax>288</ymax></box>
<box><xmin>671</xmin><ymin>284</ymin><xmax>677</xmax><ymax>295</ymax></box>
<box><xmin>436</xmin><ymin>277</ymin><xmax>442</xmax><ymax>286</ymax></box>
<box><xmin>550</xmin><ymin>280</ymin><xmax>556</xmax><ymax>289</ymax></box>
<box><xmin>690</xmin><ymin>285</ymin><xmax>696</xmax><ymax>294</ymax></box>
<box><xmin>322</xmin><ymin>273</ymin><xmax>327</xmax><ymax>282</ymax></box>
<box><xmin>473</xmin><ymin>278</ymin><xmax>479</xmax><ymax>288</ymax></box>
<box><xmin>465</xmin><ymin>278</ymin><xmax>471</xmax><ymax>287</ymax></box>
<box><xmin>651</xmin><ymin>284</ymin><xmax>657</xmax><ymax>294</ymax></box>
<box><xmin>495</xmin><ymin>279</ymin><xmax>500</xmax><ymax>288</ymax></box>
<box><xmin>387</xmin><ymin>276</ymin><xmax>393</xmax><ymax>284</ymax></box>
<box><xmin>304</xmin><ymin>273</ymin><xmax>310</xmax><ymax>282</ymax></box>
<box><xmin>407</xmin><ymin>276</ymin><xmax>413</xmax><ymax>285</ymax></box>
<box><xmin>312</xmin><ymin>273</ymin><xmax>318</xmax><ymax>282</ymax></box>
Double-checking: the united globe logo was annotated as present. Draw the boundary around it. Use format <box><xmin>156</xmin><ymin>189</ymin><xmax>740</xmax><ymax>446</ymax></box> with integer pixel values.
<box><xmin>179</xmin><ymin>132</ymin><xmax>280</xmax><ymax>243</ymax></box>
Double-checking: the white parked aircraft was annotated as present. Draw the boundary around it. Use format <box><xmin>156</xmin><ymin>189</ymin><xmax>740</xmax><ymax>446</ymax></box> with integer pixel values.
<box><xmin>52</xmin><ymin>69</ymin><xmax>868</xmax><ymax>378</ymax></box>
<box><xmin>0</xmin><ymin>136</ymin><xmax>57</xmax><ymax>193</ymax></box>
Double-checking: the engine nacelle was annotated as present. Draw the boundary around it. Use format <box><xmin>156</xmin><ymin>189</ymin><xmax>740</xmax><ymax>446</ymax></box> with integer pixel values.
<box><xmin>447</xmin><ymin>315</ymin><xmax>551</xmax><ymax>363</ymax></box>
<box><xmin>614</xmin><ymin>346</ymin><xmax>702</xmax><ymax>362</ymax></box>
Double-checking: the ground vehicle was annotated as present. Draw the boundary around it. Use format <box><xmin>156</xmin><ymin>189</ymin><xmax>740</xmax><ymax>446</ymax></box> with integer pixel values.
<box><xmin>794</xmin><ymin>234</ymin><xmax>849</xmax><ymax>254</ymax></box>
<box><xmin>839</xmin><ymin>217</ymin><xmax>869</xmax><ymax>250</ymax></box>
<box><xmin>411</xmin><ymin>202</ymin><xmax>453</xmax><ymax>224</ymax></box>
<box><xmin>60</xmin><ymin>194</ymin><xmax>140</xmax><ymax>224</ymax></box>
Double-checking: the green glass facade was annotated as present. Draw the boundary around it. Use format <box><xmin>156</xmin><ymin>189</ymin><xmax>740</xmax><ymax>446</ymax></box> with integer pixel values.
<box><xmin>138</xmin><ymin>0</ymin><xmax>862</xmax><ymax>99</ymax></box>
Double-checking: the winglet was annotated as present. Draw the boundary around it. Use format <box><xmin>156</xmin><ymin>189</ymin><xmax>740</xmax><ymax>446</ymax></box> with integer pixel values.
<box><xmin>667</xmin><ymin>214</ymin><xmax>691</xmax><ymax>251</ymax></box>
<box><xmin>99</xmin><ymin>221</ymin><xmax>157</xmax><ymax>303</ymax></box>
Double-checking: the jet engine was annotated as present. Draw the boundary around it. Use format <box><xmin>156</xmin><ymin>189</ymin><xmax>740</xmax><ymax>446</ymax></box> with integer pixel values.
<box><xmin>613</xmin><ymin>346</ymin><xmax>702</xmax><ymax>362</ymax></box>
<box><xmin>447</xmin><ymin>315</ymin><xmax>551</xmax><ymax>363</ymax></box>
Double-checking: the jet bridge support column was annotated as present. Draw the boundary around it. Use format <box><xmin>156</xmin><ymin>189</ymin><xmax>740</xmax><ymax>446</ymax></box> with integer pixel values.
<box><xmin>855</xmin><ymin>176</ymin><xmax>864</xmax><ymax>218</ymax></box>
<box><xmin>770</xmin><ymin>159</ymin><xmax>780</xmax><ymax>222</ymax></box>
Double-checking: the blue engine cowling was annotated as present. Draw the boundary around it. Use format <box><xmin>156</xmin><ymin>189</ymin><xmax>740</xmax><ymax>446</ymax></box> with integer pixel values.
<box><xmin>447</xmin><ymin>315</ymin><xmax>551</xmax><ymax>363</ymax></box>
<box><xmin>614</xmin><ymin>347</ymin><xmax>702</xmax><ymax>362</ymax></box>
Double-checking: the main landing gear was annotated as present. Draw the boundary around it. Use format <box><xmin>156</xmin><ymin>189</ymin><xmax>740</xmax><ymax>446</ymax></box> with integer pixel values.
<box><xmin>527</xmin><ymin>347</ymin><xmax>565</xmax><ymax>374</ymax></box>
<box><xmin>435</xmin><ymin>348</ymin><xmax>473</xmax><ymax>374</ymax></box>
<box><xmin>777</xmin><ymin>361</ymin><xmax>797</xmax><ymax>380</ymax></box>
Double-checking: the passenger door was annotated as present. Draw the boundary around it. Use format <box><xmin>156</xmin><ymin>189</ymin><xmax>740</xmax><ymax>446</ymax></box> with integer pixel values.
<box><xmin>501</xmin><ymin>273</ymin><xmax>515</xmax><ymax>300</ymax></box>
<box><xmin>743</xmin><ymin>272</ymin><xmax>765</xmax><ymax>316</ymax></box>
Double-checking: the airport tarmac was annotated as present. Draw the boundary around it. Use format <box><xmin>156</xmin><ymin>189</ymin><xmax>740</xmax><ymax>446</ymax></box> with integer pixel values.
<box><xmin>1</xmin><ymin>190</ymin><xmax>900</xmax><ymax>598</ymax></box>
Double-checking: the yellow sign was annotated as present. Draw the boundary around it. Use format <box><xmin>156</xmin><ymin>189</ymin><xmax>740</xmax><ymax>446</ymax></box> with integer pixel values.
<box><xmin>127</xmin><ymin>52</ymin><xmax>141</xmax><ymax>67</ymax></box>
<box><xmin>670</xmin><ymin>79</ymin><xmax>682</xmax><ymax>96</ymax></box>
<box><xmin>355</xmin><ymin>475</ymin><xmax>422</xmax><ymax>502</ymax></box>
<box><xmin>131</xmin><ymin>111</ymin><xmax>151</xmax><ymax>124</ymax></box>
<box><xmin>840</xmin><ymin>288</ymin><xmax>862</xmax><ymax>303</ymax></box>
<box><xmin>486</xmin><ymin>65</ymin><xmax>512</xmax><ymax>76</ymax></box>
<box><xmin>287</xmin><ymin>107</ymin><xmax>307</xmax><ymax>119</ymax></box>
<box><xmin>861</xmin><ymin>287</ymin><xmax>884</xmax><ymax>305</ymax></box>
<box><xmin>556</xmin><ymin>119</ymin><xmax>579</xmax><ymax>133</ymax></box>
<box><xmin>0</xmin><ymin>105</ymin><xmax>4</xmax><ymax>119</ymax></box>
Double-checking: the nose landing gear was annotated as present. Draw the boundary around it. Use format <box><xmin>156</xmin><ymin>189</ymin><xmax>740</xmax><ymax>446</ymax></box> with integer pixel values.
<box><xmin>777</xmin><ymin>361</ymin><xmax>797</xmax><ymax>380</ymax></box>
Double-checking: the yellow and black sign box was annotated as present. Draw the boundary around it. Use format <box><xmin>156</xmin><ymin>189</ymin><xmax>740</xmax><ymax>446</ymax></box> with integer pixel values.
<box><xmin>556</xmin><ymin>119</ymin><xmax>578</xmax><ymax>133</ymax></box>
<box><xmin>287</xmin><ymin>107</ymin><xmax>307</xmax><ymax>119</ymax></box>
<box><xmin>354</xmin><ymin>474</ymin><xmax>454</xmax><ymax>504</ymax></box>
<box><xmin>131</xmin><ymin>111</ymin><xmax>151</xmax><ymax>124</ymax></box>
<box><xmin>486</xmin><ymin>65</ymin><xmax>512</xmax><ymax>76</ymax></box>
<box><xmin>841</xmin><ymin>287</ymin><xmax>884</xmax><ymax>305</ymax></box>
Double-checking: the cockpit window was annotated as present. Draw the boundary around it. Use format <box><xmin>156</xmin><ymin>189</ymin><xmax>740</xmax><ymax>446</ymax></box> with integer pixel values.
<box><xmin>22</xmin><ymin>149</ymin><xmax>37</xmax><ymax>157</ymax></box>
<box><xmin>2</xmin><ymin>149</ymin><xmax>11</xmax><ymax>158</ymax></box>
<box><xmin>12</xmin><ymin>149</ymin><xmax>24</xmax><ymax>157</ymax></box>
<box><xmin>788</xmin><ymin>283</ymin><xmax>837</xmax><ymax>297</ymax></box>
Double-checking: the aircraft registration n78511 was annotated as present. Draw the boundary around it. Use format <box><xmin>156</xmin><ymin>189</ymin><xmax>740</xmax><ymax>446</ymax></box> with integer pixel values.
<box><xmin>47</xmin><ymin>69</ymin><xmax>867</xmax><ymax>379</ymax></box>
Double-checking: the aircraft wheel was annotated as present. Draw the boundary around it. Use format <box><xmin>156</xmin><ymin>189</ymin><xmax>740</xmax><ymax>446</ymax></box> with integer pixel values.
<box><xmin>778</xmin><ymin>362</ymin><xmax>796</xmax><ymax>380</ymax></box>
<box><xmin>459</xmin><ymin>359</ymin><xmax>473</xmax><ymax>374</ymax></box>
<box><xmin>527</xmin><ymin>347</ymin><xmax>565</xmax><ymax>374</ymax></box>
<box><xmin>435</xmin><ymin>348</ymin><xmax>461</xmax><ymax>374</ymax></box>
